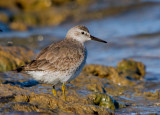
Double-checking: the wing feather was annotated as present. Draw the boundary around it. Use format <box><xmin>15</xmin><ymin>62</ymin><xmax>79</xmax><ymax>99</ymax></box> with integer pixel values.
<box><xmin>24</xmin><ymin>39</ymin><xmax>85</xmax><ymax>71</ymax></box>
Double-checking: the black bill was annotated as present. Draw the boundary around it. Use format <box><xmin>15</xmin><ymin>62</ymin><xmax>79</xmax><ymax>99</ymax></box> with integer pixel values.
<box><xmin>90</xmin><ymin>35</ymin><xmax>107</xmax><ymax>43</ymax></box>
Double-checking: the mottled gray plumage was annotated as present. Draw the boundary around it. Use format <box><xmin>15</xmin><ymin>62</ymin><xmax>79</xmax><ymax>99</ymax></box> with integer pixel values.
<box><xmin>24</xmin><ymin>38</ymin><xmax>85</xmax><ymax>72</ymax></box>
<box><xmin>17</xmin><ymin>25</ymin><xmax>107</xmax><ymax>98</ymax></box>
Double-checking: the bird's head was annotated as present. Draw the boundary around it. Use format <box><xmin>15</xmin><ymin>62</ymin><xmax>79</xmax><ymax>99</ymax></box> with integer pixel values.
<box><xmin>66</xmin><ymin>25</ymin><xmax>107</xmax><ymax>44</ymax></box>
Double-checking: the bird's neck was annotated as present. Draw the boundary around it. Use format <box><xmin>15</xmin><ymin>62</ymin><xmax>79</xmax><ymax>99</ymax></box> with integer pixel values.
<box><xmin>65</xmin><ymin>37</ymin><xmax>85</xmax><ymax>46</ymax></box>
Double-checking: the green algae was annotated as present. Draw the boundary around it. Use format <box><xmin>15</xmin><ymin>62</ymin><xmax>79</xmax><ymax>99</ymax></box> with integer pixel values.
<box><xmin>94</xmin><ymin>93</ymin><xmax>126</xmax><ymax>111</ymax></box>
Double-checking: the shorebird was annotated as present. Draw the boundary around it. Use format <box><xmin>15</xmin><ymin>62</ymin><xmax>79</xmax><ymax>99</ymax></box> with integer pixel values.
<box><xmin>17</xmin><ymin>25</ymin><xmax>107</xmax><ymax>100</ymax></box>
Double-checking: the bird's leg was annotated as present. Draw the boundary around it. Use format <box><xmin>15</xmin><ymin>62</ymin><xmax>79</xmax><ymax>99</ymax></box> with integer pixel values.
<box><xmin>62</xmin><ymin>82</ymin><xmax>66</xmax><ymax>101</ymax></box>
<box><xmin>52</xmin><ymin>85</ymin><xmax>56</xmax><ymax>96</ymax></box>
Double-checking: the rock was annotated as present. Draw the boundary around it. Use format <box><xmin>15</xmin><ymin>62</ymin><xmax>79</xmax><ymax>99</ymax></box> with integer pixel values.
<box><xmin>86</xmin><ymin>83</ymin><xmax>104</xmax><ymax>93</ymax></box>
<box><xmin>0</xmin><ymin>13</ymin><xmax>9</xmax><ymax>23</ymax></box>
<box><xmin>0</xmin><ymin>84</ymin><xmax>114</xmax><ymax>114</ymax></box>
<box><xmin>83</xmin><ymin>59</ymin><xmax>146</xmax><ymax>86</ymax></box>
<box><xmin>0</xmin><ymin>0</ymin><xmax>79</xmax><ymax>31</ymax></box>
<box><xmin>0</xmin><ymin>45</ymin><xmax>34</xmax><ymax>72</ymax></box>
<box><xmin>9</xmin><ymin>22</ymin><xmax>28</xmax><ymax>31</ymax></box>
<box><xmin>83</xmin><ymin>64</ymin><xmax>135</xmax><ymax>86</ymax></box>
<box><xmin>117</xmin><ymin>59</ymin><xmax>146</xmax><ymax>80</ymax></box>
<box><xmin>134</xmin><ymin>89</ymin><xmax>160</xmax><ymax>100</ymax></box>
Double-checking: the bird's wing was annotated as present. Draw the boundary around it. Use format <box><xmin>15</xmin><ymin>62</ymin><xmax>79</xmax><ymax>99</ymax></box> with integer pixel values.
<box><xmin>24</xmin><ymin>41</ymin><xmax>85</xmax><ymax>71</ymax></box>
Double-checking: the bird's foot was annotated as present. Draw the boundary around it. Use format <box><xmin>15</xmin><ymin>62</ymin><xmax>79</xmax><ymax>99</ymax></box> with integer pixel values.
<box><xmin>62</xmin><ymin>82</ymin><xmax>66</xmax><ymax>101</ymax></box>
<box><xmin>52</xmin><ymin>85</ymin><xmax>57</xmax><ymax>96</ymax></box>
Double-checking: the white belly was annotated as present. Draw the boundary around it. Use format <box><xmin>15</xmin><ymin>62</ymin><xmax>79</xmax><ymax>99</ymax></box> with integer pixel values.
<box><xmin>27</xmin><ymin>70</ymin><xmax>72</xmax><ymax>85</ymax></box>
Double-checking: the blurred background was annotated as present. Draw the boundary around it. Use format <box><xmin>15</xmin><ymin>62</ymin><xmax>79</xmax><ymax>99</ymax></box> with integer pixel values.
<box><xmin>0</xmin><ymin>0</ymin><xmax>160</xmax><ymax>79</ymax></box>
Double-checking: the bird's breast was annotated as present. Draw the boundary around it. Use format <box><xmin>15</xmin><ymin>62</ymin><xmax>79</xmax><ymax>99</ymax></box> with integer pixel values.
<box><xmin>66</xmin><ymin>48</ymin><xmax>87</xmax><ymax>82</ymax></box>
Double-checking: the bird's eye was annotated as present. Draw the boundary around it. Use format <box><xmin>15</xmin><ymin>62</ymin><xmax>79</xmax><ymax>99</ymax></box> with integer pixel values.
<box><xmin>81</xmin><ymin>32</ymin><xmax>84</xmax><ymax>34</ymax></box>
